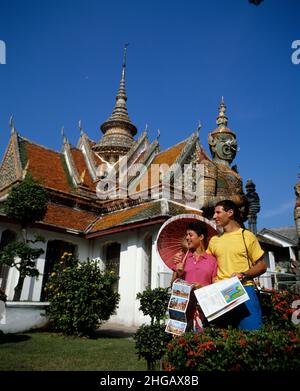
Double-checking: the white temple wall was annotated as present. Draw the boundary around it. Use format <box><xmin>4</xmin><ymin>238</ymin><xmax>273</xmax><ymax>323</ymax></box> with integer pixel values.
<box><xmin>91</xmin><ymin>224</ymin><xmax>169</xmax><ymax>327</ymax></box>
<box><xmin>0</xmin><ymin>219</ymin><xmax>171</xmax><ymax>330</ymax></box>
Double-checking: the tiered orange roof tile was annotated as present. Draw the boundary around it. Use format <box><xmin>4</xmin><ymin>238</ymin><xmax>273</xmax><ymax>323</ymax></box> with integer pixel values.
<box><xmin>135</xmin><ymin>141</ymin><xmax>186</xmax><ymax>192</ymax></box>
<box><xmin>89</xmin><ymin>202</ymin><xmax>158</xmax><ymax>233</ymax></box>
<box><xmin>43</xmin><ymin>203</ymin><xmax>97</xmax><ymax>231</ymax></box>
<box><xmin>152</xmin><ymin>141</ymin><xmax>185</xmax><ymax>166</ymax></box>
<box><xmin>25</xmin><ymin>141</ymin><xmax>73</xmax><ymax>194</ymax></box>
<box><xmin>88</xmin><ymin>200</ymin><xmax>202</xmax><ymax>235</ymax></box>
<box><xmin>70</xmin><ymin>148</ymin><xmax>96</xmax><ymax>191</ymax></box>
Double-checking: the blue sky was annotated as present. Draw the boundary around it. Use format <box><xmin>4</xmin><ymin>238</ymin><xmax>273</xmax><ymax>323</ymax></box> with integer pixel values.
<box><xmin>0</xmin><ymin>0</ymin><xmax>299</xmax><ymax>230</ymax></box>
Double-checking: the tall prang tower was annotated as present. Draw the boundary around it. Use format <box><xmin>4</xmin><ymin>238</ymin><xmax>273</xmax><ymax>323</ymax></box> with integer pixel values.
<box><xmin>93</xmin><ymin>44</ymin><xmax>137</xmax><ymax>164</ymax></box>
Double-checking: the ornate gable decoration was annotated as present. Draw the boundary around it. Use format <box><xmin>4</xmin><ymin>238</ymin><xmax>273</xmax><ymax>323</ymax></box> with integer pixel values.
<box><xmin>0</xmin><ymin>132</ymin><xmax>23</xmax><ymax>191</ymax></box>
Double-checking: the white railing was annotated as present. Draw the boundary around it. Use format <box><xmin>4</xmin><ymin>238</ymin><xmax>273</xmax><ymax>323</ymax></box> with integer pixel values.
<box><xmin>258</xmin><ymin>271</ymin><xmax>299</xmax><ymax>292</ymax></box>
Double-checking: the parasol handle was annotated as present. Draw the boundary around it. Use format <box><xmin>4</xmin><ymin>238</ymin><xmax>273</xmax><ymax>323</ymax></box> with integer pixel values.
<box><xmin>182</xmin><ymin>249</ymin><xmax>189</xmax><ymax>265</ymax></box>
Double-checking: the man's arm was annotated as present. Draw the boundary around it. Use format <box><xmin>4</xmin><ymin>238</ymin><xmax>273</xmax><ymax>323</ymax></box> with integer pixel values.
<box><xmin>234</xmin><ymin>257</ymin><xmax>267</xmax><ymax>281</ymax></box>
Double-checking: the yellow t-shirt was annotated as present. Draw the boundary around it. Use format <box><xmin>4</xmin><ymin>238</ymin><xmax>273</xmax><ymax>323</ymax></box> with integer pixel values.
<box><xmin>207</xmin><ymin>228</ymin><xmax>264</xmax><ymax>285</ymax></box>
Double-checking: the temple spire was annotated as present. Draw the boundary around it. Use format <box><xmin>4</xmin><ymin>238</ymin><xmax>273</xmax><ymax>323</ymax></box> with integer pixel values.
<box><xmin>94</xmin><ymin>45</ymin><xmax>137</xmax><ymax>160</ymax></box>
<box><xmin>121</xmin><ymin>42</ymin><xmax>128</xmax><ymax>80</ymax></box>
<box><xmin>100</xmin><ymin>43</ymin><xmax>137</xmax><ymax>136</ymax></box>
<box><xmin>115</xmin><ymin>43</ymin><xmax>128</xmax><ymax>108</ymax></box>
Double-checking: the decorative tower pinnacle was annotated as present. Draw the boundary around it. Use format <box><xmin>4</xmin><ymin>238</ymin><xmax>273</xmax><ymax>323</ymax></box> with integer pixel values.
<box><xmin>9</xmin><ymin>115</ymin><xmax>15</xmax><ymax>134</ymax></box>
<box><xmin>93</xmin><ymin>44</ymin><xmax>137</xmax><ymax>162</ymax></box>
<box><xmin>61</xmin><ymin>126</ymin><xmax>68</xmax><ymax>144</ymax></box>
<box><xmin>78</xmin><ymin>120</ymin><xmax>84</xmax><ymax>136</ymax></box>
<box><xmin>196</xmin><ymin>120</ymin><xmax>202</xmax><ymax>136</ymax></box>
<box><xmin>216</xmin><ymin>96</ymin><xmax>228</xmax><ymax>129</ymax></box>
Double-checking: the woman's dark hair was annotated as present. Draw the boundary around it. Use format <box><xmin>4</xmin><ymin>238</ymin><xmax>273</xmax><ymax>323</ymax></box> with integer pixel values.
<box><xmin>186</xmin><ymin>221</ymin><xmax>208</xmax><ymax>239</ymax></box>
<box><xmin>215</xmin><ymin>199</ymin><xmax>245</xmax><ymax>227</ymax></box>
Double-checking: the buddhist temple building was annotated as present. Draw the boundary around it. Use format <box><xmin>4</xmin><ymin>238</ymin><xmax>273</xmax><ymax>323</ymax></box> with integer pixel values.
<box><xmin>0</xmin><ymin>49</ymin><xmax>257</xmax><ymax>332</ymax></box>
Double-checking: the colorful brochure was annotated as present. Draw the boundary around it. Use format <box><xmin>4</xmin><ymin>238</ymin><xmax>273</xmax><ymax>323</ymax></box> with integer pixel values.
<box><xmin>165</xmin><ymin>278</ymin><xmax>194</xmax><ymax>336</ymax></box>
<box><xmin>194</xmin><ymin>276</ymin><xmax>249</xmax><ymax>322</ymax></box>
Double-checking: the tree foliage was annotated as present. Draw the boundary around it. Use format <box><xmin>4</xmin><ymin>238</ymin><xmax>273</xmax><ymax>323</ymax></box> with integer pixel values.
<box><xmin>4</xmin><ymin>175</ymin><xmax>48</xmax><ymax>228</ymax></box>
<box><xmin>0</xmin><ymin>236</ymin><xmax>45</xmax><ymax>300</ymax></box>
<box><xmin>0</xmin><ymin>239</ymin><xmax>43</xmax><ymax>278</ymax></box>
<box><xmin>0</xmin><ymin>175</ymin><xmax>48</xmax><ymax>300</ymax></box>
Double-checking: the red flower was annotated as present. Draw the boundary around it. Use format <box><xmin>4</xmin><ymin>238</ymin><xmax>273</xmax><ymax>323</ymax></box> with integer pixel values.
<box><xmin>178</xmin><ymin>336</ymin><xmax>187</xmax><ymax>346</ymax></box>
<box><xmin>239</xmin><ymin>338</ymin><xmax>247</xmax><ymax>348</ymax></box>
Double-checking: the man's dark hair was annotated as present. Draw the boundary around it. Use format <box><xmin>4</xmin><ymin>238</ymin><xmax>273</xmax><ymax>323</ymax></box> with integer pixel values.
<box><xmin>215</xmin><ymin>200</ymin><xmax>244</xmax><ymax>226</ymax></box>
<box><xmin>186</xmin><ymin>221</ymin><xmax>208</xmax><ymax>239</ymax></box>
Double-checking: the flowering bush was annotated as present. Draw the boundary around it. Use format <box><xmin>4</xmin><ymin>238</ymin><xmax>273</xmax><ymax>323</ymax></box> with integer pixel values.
<box><xmin>163</xmin><ymin>327</ymin><xmax>300</xmax><ymax>371</ymax></box>
<box><xmin>260</xmin><ymin>288</ymin><xmax>300</xmax><ymax>329</ymax></box>
<box><xmin>163</xmin><ymin>288</ymin><xmax>300</xmax><ymax>371</ymax></box>
<box><xmin>46</xmin><ymin>253</ymin><xmax>120</xmax><ymax>337</ymax></box>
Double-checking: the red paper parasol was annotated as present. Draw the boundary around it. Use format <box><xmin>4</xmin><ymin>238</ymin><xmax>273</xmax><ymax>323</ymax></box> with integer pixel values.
<box><xmin>156</xmin><ymin>214</ymin><xmax>218</xmax><ymax>270</ymax></box>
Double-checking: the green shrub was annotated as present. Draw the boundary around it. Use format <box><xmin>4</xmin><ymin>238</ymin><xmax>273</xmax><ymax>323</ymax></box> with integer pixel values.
<box><xmin>46</xmin><ymin>253</ymin><xmax>120</xmax><ymax>337</ymax></box>
<box><xmin>163</xmin><ymin>327</ymin><xmax>300</xmax><ymax>371</ymax></box>
<box><xmin>136</xmin><ymin>287</ymin><xmax>170</xmax><ymax>325</ymax></box>
<box><xmin>134</xmin><ymin>323</ymin><xmax>172</xmax><ymax>370</ymax></box>
<box><xmin>134</xmin><ymin>287</ymin><xmax>171</xmax><ymax>370</ymax></box>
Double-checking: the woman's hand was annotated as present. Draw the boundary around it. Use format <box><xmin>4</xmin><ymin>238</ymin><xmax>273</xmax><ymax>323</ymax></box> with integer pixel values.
<box><xmin>173</xmin><ymin>251</ymin><xmax>184</xmax><ymax>264</ymax></box>
<box><xmin>193</xmin><ymin>283</ymin><xmax>202</xmax><ymax>290</ymax></box>
<box><xmin>176</xmin><ymin>262</ymin><xmax>185</xmax><ymax>272</ymax></box>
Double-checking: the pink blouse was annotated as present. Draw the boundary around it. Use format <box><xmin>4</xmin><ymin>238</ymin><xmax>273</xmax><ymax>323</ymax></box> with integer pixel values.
<box><xmin>173</xmin><ymin>252</ymin><xmax>217</xmax><ymax>286</ymax></box>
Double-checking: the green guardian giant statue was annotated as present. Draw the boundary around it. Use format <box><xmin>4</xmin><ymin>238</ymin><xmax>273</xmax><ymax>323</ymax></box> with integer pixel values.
<box><xmin>202</xmin><ymin>98</ymin><xmax>248</xmax><ymax>220</ymax></box>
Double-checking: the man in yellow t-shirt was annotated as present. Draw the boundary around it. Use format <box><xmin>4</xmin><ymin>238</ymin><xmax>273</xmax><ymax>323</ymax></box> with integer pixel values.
<box><xmin>207</xmin><ymin>200</ymin><xmax>267</xmax><ymax>330</ymax></box>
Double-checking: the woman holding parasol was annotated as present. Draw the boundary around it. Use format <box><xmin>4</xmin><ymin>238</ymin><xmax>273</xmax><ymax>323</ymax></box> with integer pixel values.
<box><xmin>157</xmin><ymin>215</ymin><xmax>218</xmax><ymax>331</ymax></box>
<box><xmin>170</xmin><ymin>221</ymin><xmax>217</xmax><ymax>289</ymax></box>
